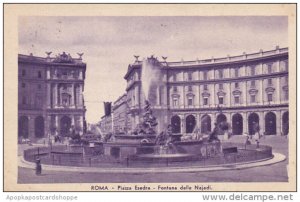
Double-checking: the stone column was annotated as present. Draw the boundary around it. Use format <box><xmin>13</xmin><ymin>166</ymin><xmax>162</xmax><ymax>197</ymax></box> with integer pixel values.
<box><xmin>47</xmin><ymin>83</ymin><xmax>51</xmax><ymax>108</ymax></box>
<box><xmin>53</xmin><ymin>84</ymin><xmax>58</xmax><ymax>107</ymax></box>
<box><xmin>276</xmin><ymin>77</ymin><xmax>281</xmax><ymax>104</ymax></box>
<box><xmin>260</xmin><ymin>80</ymin><xmax>264</xmax><ymax>105</ymax></box>
<box><xmin>157</xmin><ymin>86</ymin><xmax>160</xmax><ymax>106</ymax></box>
<box><xmin>47</xmin><ymin>115</ymin><xmax>51</xmax><ymax>137</ymax></box>
<box><xmin>164</xmin><ymin>85</ymin><xmax>168</xmax><ymax>107</ymax></box>
<box><xmin>28</xmin><ymin>115</ymin><xmax>35</xmax><ymax>140</ymax></box>
<box><xmin>47</xmin><ymin>69</ymin><xmax>51</xmax><ymax>79</ymax></box>
<box><xmin>136</xmin><ymin>85</ymin><xmax>140</xmax><ymax>107</ymax></box>
<box><xmin>55</xmin><ymin>115</ymin><xmax>59</xmax><ymax>135</ymax></box>
<box><xmin>198</xmin><ymin>85</ymin><xmax>201</xmax><ymax>107</ymax></box>
<box><xmin>180</xmin><ymin>115</ymin><xmax>185</xmax><ymax>134</ymax></box>
<box><xmin>70</xmin><ymin>84</ymin><xmax>74</xmax><ymax>106</ymax></box>
<box><xmin>79</xmin><ymin>116</ymin><xmax>84</xmax><ymax>135</ymax></box>
<box><xmin>197</xmin><ymin>113</ymin><xmax>201</xmax><ymax>129</ymax></box>
<box><xmin>79</xmin><ymin>84</ymin><xmax>83</xmax><ymax>107</ymax></box>
<box><xmin>242</xmin><ymin>112</ymin><xmax>248</xmax><ymax>135</ymax></box>
<box><xmin>79</xmin><ymin>70</ymin><xmax>83</xmax><ymax>79</ymax></box>
<box><xmin>211</xmin><ymin>84</ymin><xmax>215</xmax><ymax>107</ymax></box>
<box><xmin>182</xmin><ymin>85</ymin><xmax>185</xmax><ymax>108</ymax></box>
<box><xmin>259</xmin><ymin>111</ymin><xmax>265</xmax><ymax>135</ymax></box>
<box><xmin>244</xmin><ymin>81</ymin><xmax>247</xmax><ymax>106</ymax></box>
<box><xmin>227</xmin><ymin>112</ymin><xmax>232</xmax><ymax>124</ymax></box>
<box><xmin>211</xmin><ymin>113</ymin><xmax>216</xmax><ymax>126</ymax></box>
<box><xmin>198</xmin><ymin>113</ymin><xmax>202</xmax><ymax>130</ymax></box>
<box><xmin>276</xmin><ymin>111</ymin><xmax>281</xmax><ymax>136</ymax></box>
<box><xmin>228</xmin><ymin>83</ymin><xmax>231</xmax><ymax>107</ymax></box>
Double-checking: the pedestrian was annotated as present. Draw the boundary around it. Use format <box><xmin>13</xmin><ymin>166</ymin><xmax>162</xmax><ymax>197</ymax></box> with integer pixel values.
<box><xmin>35</xmin><ymin>158</ymin><xmax>42</xmax><ymax>175</ymax></box>
<box><xmin>245</xmin><ymin>135</ymin><xmax>251</xmax><ymax>145</ymax></box>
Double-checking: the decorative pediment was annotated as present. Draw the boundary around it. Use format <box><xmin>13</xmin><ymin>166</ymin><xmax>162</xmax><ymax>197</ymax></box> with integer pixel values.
<box><xmin>232</xmin><ymin>90</ymin><xmax>242</xmax><ymax>96</ymax></box>
<box><xmin>53</xmin><ymin>52</ymin><xmax>74</xmax><ymax>63</ymax></box>
<box><xmin>282</xmin><ymin>85</ymin><xmax>288</xmax><ymax>91</ymax></box>
<box><xmin>248</xmin><ymin>88</ymin><xmax>258</xmax><ymax>95</ymax></box>
<box><xmin>265</xmin><ymin>87</ymin><xmax>275</xmax><ymax>93</ymax></box>
<box><xmin>202</xmin><ymin>92</ymin><xmax>210</xmax><ymax>98</ymax></box>
<box><xmin>186</xmin><ymin>92</ymin><xmax>195</xmax><ymax>97</ymax></box>
<box><xmin>217</xmin><ymin>91</ymin><xmax>226</xmax><ymax>97</ymax></box>
<box><xmin>171</xmin><ymin>93</ymin><xmax>180</xmax><ymax>98</ymax></box>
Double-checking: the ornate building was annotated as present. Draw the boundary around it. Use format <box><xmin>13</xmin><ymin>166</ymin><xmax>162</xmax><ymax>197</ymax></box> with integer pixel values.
<box><xmin>112</xmin><ymin>94</ymin><xmax>128</xmax><ymax>134</ymax></box>
<box><xmin>124</xmin><ymin>46</ymin><xmax>289</xmax><ymax>136</ymax></box>
<box><xmin>18</xmin><ymin>52</ymin><xmax>86</xmax><ymax>142</ymax></box>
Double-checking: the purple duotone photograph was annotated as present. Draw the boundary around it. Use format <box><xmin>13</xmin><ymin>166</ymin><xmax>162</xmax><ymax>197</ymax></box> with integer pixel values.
<box><xmin>18</xmin><ymin>16</ymin><xmax>289</xmax><ymax>184</ymax></box>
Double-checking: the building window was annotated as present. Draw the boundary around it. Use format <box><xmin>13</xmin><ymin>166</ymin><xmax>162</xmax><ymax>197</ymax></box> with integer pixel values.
<box><xmin>203</xmin><ymin>98</ymin><xmax>208</xmax><ymax>105</ymax></box>
<box><xmin>62</xmin><ymin>84</ymin><xmax>67</xmax><ymax>90</ymax></box>
<box><xmin>173</xmin><ymin>86</ymin><xmax>178</xmax><ymax>92</ymax></box>
<box><xmin>235</xmin><ymin>68</ymin><xmax>239</xmax><ymax>77</ymax></box>
<box><xmin>251</xmin><ymin>80</ymin><xmax>256</xmax><ymax>87</ymax></box>
<box><xmin>268</xmin><ymin>78</ymin><xmax>272</xmax><ymax>85</ymax></box>
<box><xmin>173</xmin><ymin>98</ymin><xmax>178</xmax><ymax>107</ymax></box>
<box><xmin>218</xmin><ymin>97</ymin><xmax>224</xmax><ymax>105</ymax></box>
<box><xmin>38</xmin><ymin>84</ymin><xmax>41</xmax><ymax>90</ymax></box>
<box><xmin>219</xmin><ymin>83</ymin><xmax>223</xmax><ymax>90</ymax></box>
<box><xmin>188</xmin><ymin>85</ymin><xmax>193</xmax><ymax>91</ymax></box>
<box><xmin>22</xmin><ymin>69</ymin><xmax>26</xmax><ymax>76</ymax></box>
<box><xmin>219</xmin><ymin>69</ymin><xmax>223</xmax><ymax>79</ymax></box>
<box><xmin>251</xmin><ymin>95</ymin><xmax>256</xmax><ymax>103</ymax></box>
<box><xmin>268</xmin><ymin>64</ymin><xmax>273</xmax><ymax>74</ymax></box>
<box><xmin>173</xmin><ymin>74</ymin><xmax>177</xmax><ymax>82</ymax></box>
<box><xmin>234</xmin><ymin>82</ymin><xmax>239</xmax><ymax>88</ymax></box>
<box><xmin>188</xmin><ymin>72</ymin><xmax>193</xmax><ymax>81</ymax></box>
<box><xmin>251</xmin><ymin>66</ymin><xmax>255</xmax><ymax>76</ymax></box>
<box><xmin>285</xmin><ymin>76</ymin><xmax>288</xmax><ymax>84</ymax></box>
<box><xmin>284</xmin><ymin>91</ymin><xmax>288</xmax><ymax>100</ymax></box>
<box><xmin>203</xmin><ymin>84</ymin><xmax>208</xmax><ymax>90</ymax></box>
<box><xmin>22</xmin><ymin>83</ymin><xmax>26</xmax><ymax>88</ymax></box>
<box><xmin>203</xmin><ymin>71</ymin><xmax>208</xmax><ymax>80</ymax></box>
<box><xmin>35</xmin><ymin>96</ymin><xmax>42</xmax><ymax>108</ymax></box>
<box><xmin>61</xmin><ymin>93</ymin><xmax>71</xmax><ymax>106</ymax></box>
<box><xmin>188</xmin><ymin>98</ymin><xmax>193</xmax><ymax>106</ymax></box>
<box><xmin>267</xmin><ymin>94</ymin><xmax>273</xmax><ymax>102</ymax></box>
<box><xmin>38</xmin><ymin>71</ymin><xmax>42</xmax><ymax>78</ymax></box>
<box><xmin>234</xmin><ymin>96</ymin><xmax>240</xmax><ymax>104</ymax></box>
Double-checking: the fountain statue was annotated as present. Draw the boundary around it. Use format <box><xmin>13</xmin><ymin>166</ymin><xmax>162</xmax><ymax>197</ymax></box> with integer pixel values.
<box><xmin>132</xmin><ymin>100</ymin><xmax>158</xmax><ymax>136</ymax></box>
<box><xmin>141</xmin><ymin>100</ymin><xmax>158</xmax><ymax>135</ymax></box>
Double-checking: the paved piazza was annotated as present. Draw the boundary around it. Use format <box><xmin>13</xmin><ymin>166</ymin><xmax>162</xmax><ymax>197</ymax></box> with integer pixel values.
<box><xmin>18</xmin><ymin>136</ymin><xmax>288</xmax><ymax>183</ymax></box>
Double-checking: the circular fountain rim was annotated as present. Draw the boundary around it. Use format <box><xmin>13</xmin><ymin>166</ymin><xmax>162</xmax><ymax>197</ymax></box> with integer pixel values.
<box><xmin>136</xmin><ymin>153</ymin><xmax>196</xmax><ymax>158</ymax></box>
<box><xmin>19</xmin><ymin>153</ymin><xmax>286</xmax><ymax>173</ymax></box>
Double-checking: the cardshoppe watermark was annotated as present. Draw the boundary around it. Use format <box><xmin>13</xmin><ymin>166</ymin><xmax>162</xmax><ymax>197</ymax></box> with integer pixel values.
<box><xmin>5</xmin><ymin>194</ymin><xmax>78</xmax><ymax>201</ymax></box>
<box><xmin>90</xmin><ymin>184</ymin><xmax>212</xmax><ymax>191</ymax></box>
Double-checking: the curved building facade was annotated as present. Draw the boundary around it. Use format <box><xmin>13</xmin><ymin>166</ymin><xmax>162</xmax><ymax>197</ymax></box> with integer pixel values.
<box><xmin>18</xmin><ymin>52</ymin><xmax>87</xmax><ymax>142</ymax></box>
<box><xmin>124</xmin><ymin>46</ymin><xmax>289</xmax><ymax>136</ymax></box>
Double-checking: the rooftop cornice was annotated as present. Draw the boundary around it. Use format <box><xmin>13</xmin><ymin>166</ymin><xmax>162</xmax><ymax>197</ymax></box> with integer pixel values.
<box><xmin>126</xmin><ymin>47</ymin><xmax>288</xmax><ymax>71</ymax></box>
<box><xmin>18</xmin><ymin>52</ymin><xmax>86</xmax><ymax>66</ymax></box>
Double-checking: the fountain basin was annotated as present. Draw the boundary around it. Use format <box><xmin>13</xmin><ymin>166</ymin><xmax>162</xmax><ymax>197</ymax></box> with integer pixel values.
<box><xmin>133</xmin><ymin>153</ymin><xmax>198</xmax><ymax>163</ymax></box>
<box><xmin>114</xmin><ymin>135</ymin><xmax>156</xmax><ymax>144</ymax></box>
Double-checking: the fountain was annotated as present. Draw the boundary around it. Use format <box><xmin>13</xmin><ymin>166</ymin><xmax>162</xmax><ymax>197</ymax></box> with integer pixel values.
<box><xmin>22</xmin><ymin>55</ymin><xmax>275</xmax><ymax>169</ymax></box>
<box><xmin>103</xmin><ymin>55</ymin><xmax>223</xmax><ymax>160</ymax></box>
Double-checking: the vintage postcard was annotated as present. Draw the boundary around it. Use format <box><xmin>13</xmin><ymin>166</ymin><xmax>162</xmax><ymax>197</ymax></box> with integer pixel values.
<box><xmin>3</xmin><ymin>4</ymin><xmax>297</xmax><ymax>191</ymax></box>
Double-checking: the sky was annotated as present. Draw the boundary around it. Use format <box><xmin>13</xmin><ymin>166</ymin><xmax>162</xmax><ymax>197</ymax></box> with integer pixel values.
<box><xmin>19</xmin><ymin>16</ymin><xmax>288</xmax><ymax>124</ymax></box>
